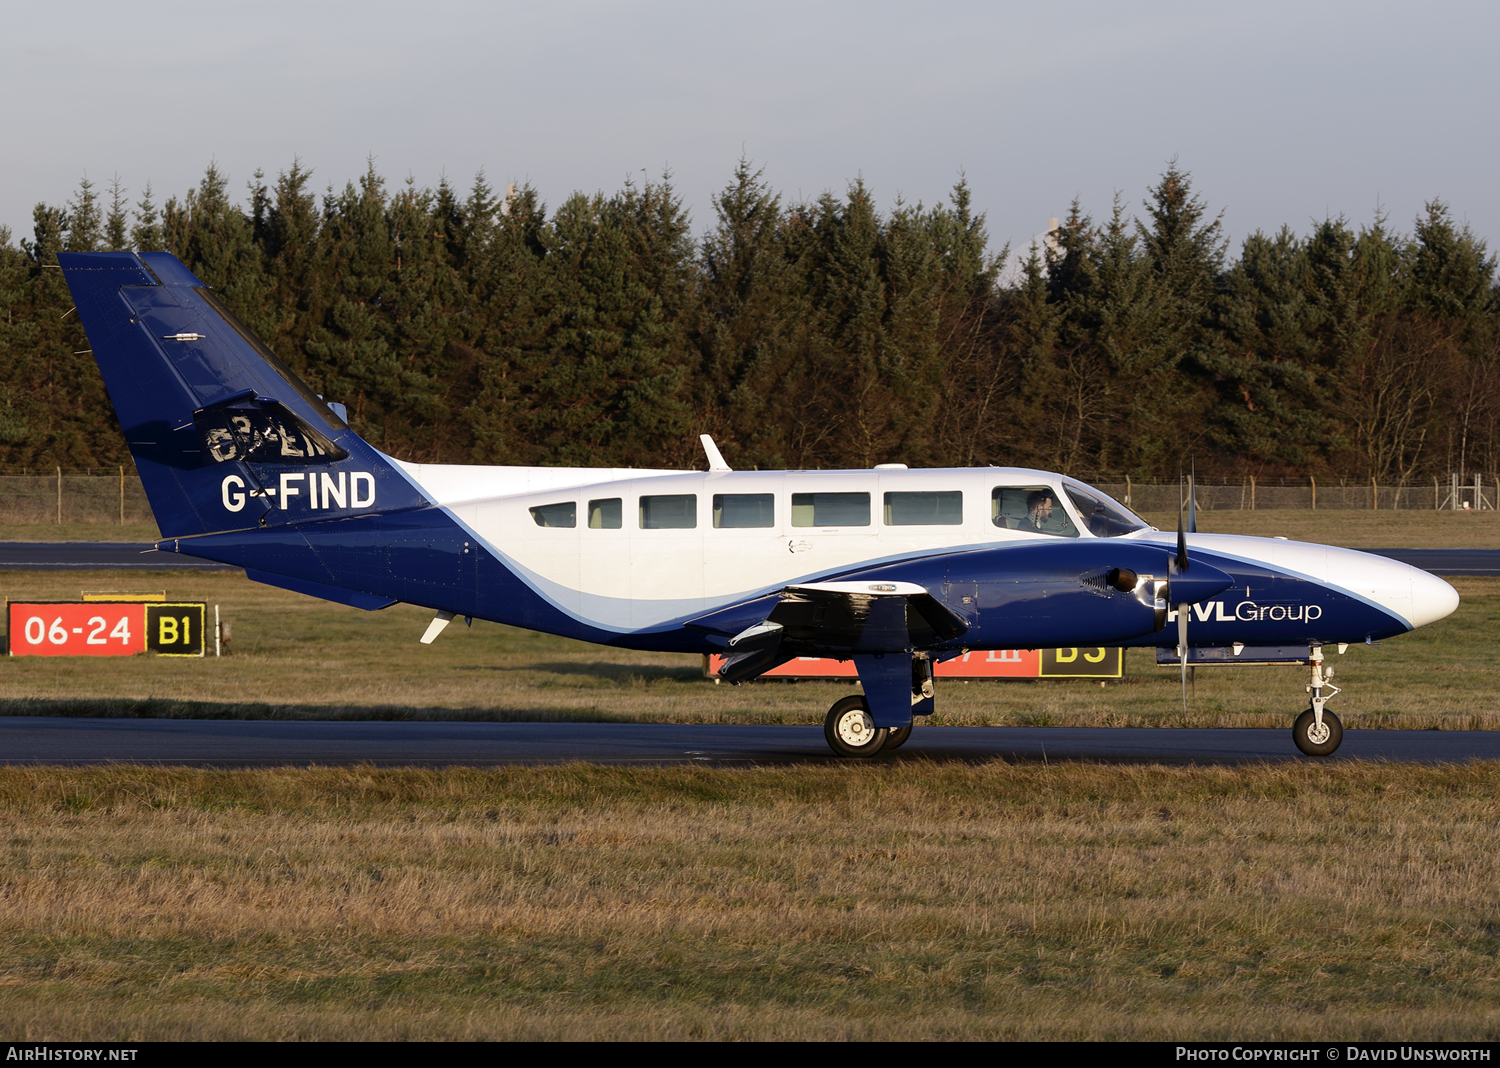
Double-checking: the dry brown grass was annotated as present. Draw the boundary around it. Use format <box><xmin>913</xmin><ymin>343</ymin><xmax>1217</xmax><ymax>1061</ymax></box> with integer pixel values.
<box><xmin>3</xmin><ymin>762</ymin><xmax>1500</xmax><ymax>1039</ymax></box>
<box><xmin>1139</xmin><ymin>508</ymin><xmax>1500</xmax><ymax>548</ymax></box>
<box><xmin>0</xmin><ymin>523</ymin><xmax>160</xmax><ymax>542</ymax></box>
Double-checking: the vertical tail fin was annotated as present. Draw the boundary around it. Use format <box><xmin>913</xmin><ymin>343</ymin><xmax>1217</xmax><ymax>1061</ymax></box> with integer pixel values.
<box><xmin>58</xmin><ymin>251</ymin><xmax>426</xmax><ymax>537</ymax></box>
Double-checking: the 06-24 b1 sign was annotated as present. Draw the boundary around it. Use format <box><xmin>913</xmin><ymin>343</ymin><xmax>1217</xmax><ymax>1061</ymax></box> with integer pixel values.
<box><xmin>8</xmin><ymin>602</ymin><xmax>206</xmax><ymax>657</ymax></box>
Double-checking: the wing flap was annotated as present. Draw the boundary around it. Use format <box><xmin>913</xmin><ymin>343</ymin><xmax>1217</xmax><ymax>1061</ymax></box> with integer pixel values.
<box><xmin>691</xmin><ymin>582</ymin><xmax>968</xmax><ymax>683</ymax></box>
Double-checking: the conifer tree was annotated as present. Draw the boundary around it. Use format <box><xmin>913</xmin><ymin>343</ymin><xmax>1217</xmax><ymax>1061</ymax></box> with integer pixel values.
<box><xmin>696</xmin><ymin>159</ymin><xmax>809</xmax><ymax>468</ymax></box>
<box><xmin>507</xmin><ymin>179</ymin><xmax>692</xmax><ymax>467</ymax></box>
<box><xmin>0</xmin><ymin>228</ymin><xmax>37</xmax><ymax>448</ymax></box>
<box><xmin>104</xmin><ymin>176</ymin><xmax>129</xmax><ymax>251</ymax></box>
<box><xmin>466</xmin><ymin>183</ymin><xmax>556</xmax><ymax>464</ymax></box>
<box><xmin>258</xmin><ymin>161</ymin><xmax>321</xmax><ymax>362</ymax></box>
<box><xmin>2</xmin><ymin>156</ymin><xmax>1498</xmax><ymax>480</ymax></box>
<box><xmin>65</xmin><ymin>176</ymin><xmax>102</xmax><ymax>253</ymax></box>
<box><xmin>130</xmin><ymin>183</ymin><xmax>163</xmax><ymax>250</ymax></box>
<box><xmin>1212</xmin><ymin>225</ymin><xmax>1328</xmax><ymax>469</ymax></box>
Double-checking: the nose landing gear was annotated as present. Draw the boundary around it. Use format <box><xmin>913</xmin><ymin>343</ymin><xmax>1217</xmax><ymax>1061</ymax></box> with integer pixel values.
<box><xmin>1293</xmin><ymin>645</ymin><xmax>1344</xmax><ymax>756</ymax></box>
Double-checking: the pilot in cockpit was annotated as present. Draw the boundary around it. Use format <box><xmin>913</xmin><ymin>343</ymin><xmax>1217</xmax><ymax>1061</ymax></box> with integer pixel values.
<box><xmin>1025</xmin><ymin>490</ymin><xmax>1056</xmax><ymax>532</ymax></box>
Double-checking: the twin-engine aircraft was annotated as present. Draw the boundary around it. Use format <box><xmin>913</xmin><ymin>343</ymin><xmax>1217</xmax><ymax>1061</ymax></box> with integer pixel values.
<box><xmin>59</xmin><ymin>251</ymin><xmax>1460</xmax><ymax>757</ymax></box>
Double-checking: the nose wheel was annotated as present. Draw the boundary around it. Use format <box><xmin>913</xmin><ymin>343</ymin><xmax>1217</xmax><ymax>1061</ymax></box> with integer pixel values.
<box><xmin>1293</xmin><ymin>706</ymin><xmax>1343</xmax><ymax>756</ymax></box>
<box><xmin>1293</xmin><ymin>645</ymin><xmax>1344</xmax><ymax>756</ymax></box>
<box><xmin>824</xmin><ymin>695</ymin><xmax>890</xmax><ymax>758</ymax></box>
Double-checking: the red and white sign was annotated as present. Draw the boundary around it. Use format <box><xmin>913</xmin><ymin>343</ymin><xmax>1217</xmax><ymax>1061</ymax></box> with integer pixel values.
<box><xmin>8</xmin><ymin>602</ymin><xmax>206</xmax><ymax>657</ymax></box>
<box><xmin>8</xmin><ymin>603</ymin><xmax>142</xmax><ymax>656</ymax></box>
<box><xmin>706</xmin><ymin>647</ymin><xmax>1122</xmax><ymax>679</ymax></box>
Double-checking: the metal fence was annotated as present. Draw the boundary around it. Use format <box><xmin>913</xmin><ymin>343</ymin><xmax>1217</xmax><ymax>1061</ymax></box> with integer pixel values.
<box><xmin>0</xmin><ymin>470</ymin><xmax>155</xmax><ymax>526</ymax></box>
<box><xmin>1096</xmin><ymin>475</ymin><xmax>1497</xmax><ymax>512</ymax></box>
<box><xmin>0</xmin><ymin>470</ymin><xmax>1494</xmax><ymax>527</ymax></box>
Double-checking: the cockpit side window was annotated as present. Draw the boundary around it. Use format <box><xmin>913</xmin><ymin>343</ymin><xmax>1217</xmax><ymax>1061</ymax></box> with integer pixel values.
<box><xmin>1062</xmin><ymin>481</ymin><xmax>1148</xmax><ymax>538</ymax></box>
<box><xmin>991</xmin><ymin>486</ymin><xmax>1079</xmax><ymax>538</ymax></box>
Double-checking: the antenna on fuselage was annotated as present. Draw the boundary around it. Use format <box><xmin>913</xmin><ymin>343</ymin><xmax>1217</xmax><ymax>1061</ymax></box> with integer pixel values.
<box><xmin>700</xmin><ymin>434</ymin><xmax>732</xmax><ymax>472</ymax></box>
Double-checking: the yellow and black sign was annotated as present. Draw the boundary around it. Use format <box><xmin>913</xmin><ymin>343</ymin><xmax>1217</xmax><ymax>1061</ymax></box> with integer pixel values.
<box><xmin>1039</xmin><ymin>647</ymin><xmax>1122</xmax><ymax>678</ymax></box>
<box><xmin>145</xmin><ymin>603</ymin><xmax>206</xmax><ymax>657</ymax></box>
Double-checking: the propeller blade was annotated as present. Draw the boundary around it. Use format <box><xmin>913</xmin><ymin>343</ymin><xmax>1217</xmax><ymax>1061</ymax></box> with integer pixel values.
<box><xmin>1178</xmin><ymin>601</ymin><xmax>1189</xmax><ymax>711</ymax></box>
<box><xmin>1188</xmin><ymin>461</ymin><xmax>1197</xmax><ymax>535</ymax></box>
<box><xmin>1173</xmin><ymin>494</ymin><xmax>1191</xmax><ymax>710</ymax></box>
<box><xmin>1176</xmin><ymin>504</ymin><xmax>1189</xmax><ymax>575</ymax></box>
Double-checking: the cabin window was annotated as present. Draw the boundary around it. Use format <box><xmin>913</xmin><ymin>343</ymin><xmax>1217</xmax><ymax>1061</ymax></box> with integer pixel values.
<box><xmin>529</xmin><ymin>502</ymin><xmax>577</xmax><ymax>528</ymax></box>
<box><xmin>991</xmin><ymin>486</ymin><xmax>1079</xmax><ymax>538</ymax></box>
<box><xmin>588</xmin><ymin>498</ymin><xmax>622</xmax><ymax>529</ymax></box>
<box><xmin>640</xmin><ymin>494</ymin><xmax>697</xmax><ymax>529</ymax></box>
<box><xmin>884</xmin><ymin>491</ymin><xmax>962</xmax><ymax>526</ymax></box>
<box><xmin>713</xmin><ymin>493</ymin><xmax>775</xmax><ymax>528</ymax></box>
<box><xmin>791</xmin><ymin>492</ymin><xmax>870</xmax><ymax>527</ymax></box>
<box><xmin>1063</xmin><ymin>482</ymin><xmax>1148</xmax><ymax>538</ymax></box>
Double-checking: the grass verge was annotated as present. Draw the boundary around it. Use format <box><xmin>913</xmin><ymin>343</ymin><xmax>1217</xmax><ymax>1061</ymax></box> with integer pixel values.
<box><xmin>0</xmin><ymin>523</ymin><xmax>160</xmax><ymax>542</ymax></box>
<box><xmin>3</xmin><ymin>761</ymin><xmax>1500</xmax><ymax>1040</ymax></box>
<box><xmin>1138</xmin><ymin>508</ymin><xmax>1500</xmax><ymax>548</ymax></box>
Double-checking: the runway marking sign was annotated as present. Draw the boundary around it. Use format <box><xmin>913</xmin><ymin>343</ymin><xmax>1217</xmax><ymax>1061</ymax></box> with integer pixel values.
<box><xmin>8</xmin><ymin>601</ymin><xmax>206</xmax><ymax>657</ymax></box>
<box><xmin>705</xmin><ymin>648</ymin><xmax>1123</xmax><ymax>679</ymax></box>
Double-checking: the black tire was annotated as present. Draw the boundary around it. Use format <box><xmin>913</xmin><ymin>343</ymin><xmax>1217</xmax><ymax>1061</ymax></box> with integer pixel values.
<box><xmin>824</xmin><ymin>695</ymin><xmax>890</xmax><ymax>758</ymax></box>
<box><xmin>1292</xmin><ymin>706</ymin><xmax>1343</xmax><ymax>757</ymax></box>
<box><xmin>883</xmin><ymin>725</ymin><xmax>913</xmax><ymax>750</ymax></box>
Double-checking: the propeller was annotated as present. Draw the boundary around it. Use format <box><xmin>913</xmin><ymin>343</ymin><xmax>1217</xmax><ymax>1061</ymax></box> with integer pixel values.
<box><xmin>1187</xmin><ymin>460</ymin><xmax>1197</xmax><ymax>535</ymax></box>
<box><xmin>1172</xmin><ymin>500</ymin><xmax>1191</xmax><ymax>711</ymax></box>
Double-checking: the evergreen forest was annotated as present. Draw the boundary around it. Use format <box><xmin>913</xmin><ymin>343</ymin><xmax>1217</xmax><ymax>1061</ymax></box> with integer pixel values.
<box><xmin>0</xmin><ymin>159</ymin><xmax>1495</xmax><ymax>482</ymax></box>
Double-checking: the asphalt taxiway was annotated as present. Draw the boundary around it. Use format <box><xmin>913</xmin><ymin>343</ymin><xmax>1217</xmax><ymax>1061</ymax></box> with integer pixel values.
<box><xmin>0</xmin><ymin>543</ymin><xmax>236</xmax><ymax>570</ymax></box>
<box><xmin>0</xmin><ymin>718</ymin><xmax>1495</xmax><ymax>767</ymax></box>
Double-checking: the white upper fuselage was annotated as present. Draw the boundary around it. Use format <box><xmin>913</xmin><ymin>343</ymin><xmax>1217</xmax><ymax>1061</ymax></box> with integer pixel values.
<box><xmin>393</xmin><ymin>461</ymin><xmax>1459</xmax><ymax>636</ymax></box>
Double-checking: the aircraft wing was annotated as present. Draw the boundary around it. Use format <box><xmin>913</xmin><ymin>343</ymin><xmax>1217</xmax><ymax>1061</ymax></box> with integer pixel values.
<box><xmin>687</xmin><ymin>579</ymin><xmax>968</xmax><ymax>683</ymax></box>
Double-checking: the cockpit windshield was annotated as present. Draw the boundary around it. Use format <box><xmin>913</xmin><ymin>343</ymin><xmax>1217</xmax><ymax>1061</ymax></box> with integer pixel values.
<box><xmin>1062</xmin><ymin>479</ymin><xmax>1150</xmax><ymax>538</ymax></box>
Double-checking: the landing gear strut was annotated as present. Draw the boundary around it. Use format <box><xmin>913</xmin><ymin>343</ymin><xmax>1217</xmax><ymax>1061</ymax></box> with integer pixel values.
<box><xmin>1293</xmin><ymin>645</ymin><xmax>1344</xmax><ymax>757</ymax></box>
<box><xmin>824</xmin><ymin>655</ymin><xmax>931</xmax><ymax>757</ymax></box>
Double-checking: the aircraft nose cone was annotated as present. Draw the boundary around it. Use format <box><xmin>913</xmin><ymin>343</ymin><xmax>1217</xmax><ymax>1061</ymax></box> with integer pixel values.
<box><xmin>1324</xmin><ymin>546</ymin><xmax>1458</xmax><ymax>631</ymax></box>
<box><xmin>1408</xmin><ymin>567</ymin><xmax>1460</xmax><ymax>629</ymax></box>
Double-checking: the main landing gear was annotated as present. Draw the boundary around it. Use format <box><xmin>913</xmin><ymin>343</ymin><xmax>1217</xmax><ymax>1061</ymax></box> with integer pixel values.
<box><xmin>1293</xmin><ymin>645</ymin><xmax>1344</xmax><ymax>757</ymax></box>
<box><xmin>823</xmin><ymin>695</ymin><xmax>911</xmax><ymax>757</ymax></box>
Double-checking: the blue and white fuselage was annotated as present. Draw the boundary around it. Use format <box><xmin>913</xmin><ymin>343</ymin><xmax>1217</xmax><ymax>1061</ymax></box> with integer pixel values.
<box><xmin>388</xmin><ymin>459</ymin><xmax>1456</xmax><ymax>649</ymax></box>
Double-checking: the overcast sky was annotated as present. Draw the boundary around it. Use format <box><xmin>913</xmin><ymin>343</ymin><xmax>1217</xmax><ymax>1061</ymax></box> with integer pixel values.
<box><xmin>3</xmin><ymin>0</ymin><xmax>1496</xmax><ymax>266</ymax></box>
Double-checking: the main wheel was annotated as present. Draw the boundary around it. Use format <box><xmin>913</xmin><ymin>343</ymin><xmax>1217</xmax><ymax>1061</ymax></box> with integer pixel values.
<box><xmin>883</xmin><ymin>725</ymin><xmax>913</xmax><ymax>750</ymax></box>
<box><xmin>1292</xmin><ymin>706</ymin><xmax>1343</xmax><ymax>757</ymax></box>
<box><xmin>824</xmin><ymin>695</ymin><xmax>889</xmax><ymax>758</ymax></box>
